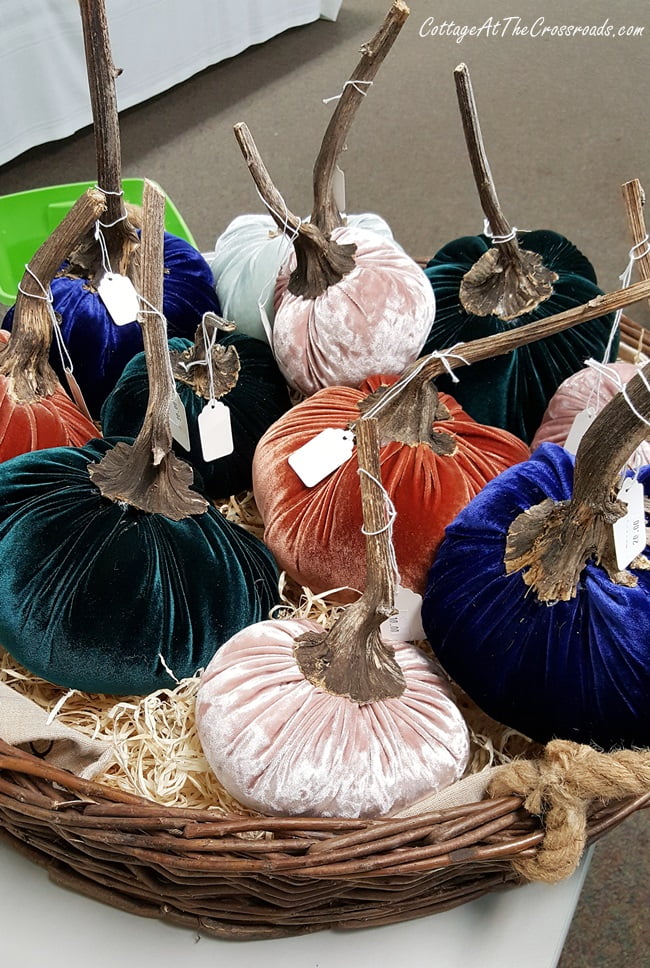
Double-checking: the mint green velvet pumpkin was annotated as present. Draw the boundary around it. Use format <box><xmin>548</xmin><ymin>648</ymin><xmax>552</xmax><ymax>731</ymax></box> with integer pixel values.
<box><xmin>0</xmin><ymin>437</ymin><xmax>280</xmax><ymax>696</ymax></box>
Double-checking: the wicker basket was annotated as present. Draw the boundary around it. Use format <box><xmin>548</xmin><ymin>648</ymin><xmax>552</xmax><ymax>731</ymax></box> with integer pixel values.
<box><xmin>0</xmin><ymin>314</ymin><xmax>648</xmax><ymax>942</ymax></box>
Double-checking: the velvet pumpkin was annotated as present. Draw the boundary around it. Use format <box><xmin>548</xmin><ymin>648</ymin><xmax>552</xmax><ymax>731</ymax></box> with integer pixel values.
<box><xmin>196</xmin><ymin>617</ymin><xmax>470</xmax><ymax>818</ymax></box>
<box><xmin>211</xmin><ymin>212</ymin><xmax>400</xmax><ymax>343</ymax></box>
<box><xmin>3</xmin><ymin>233</ymin><xmax>222</xmax><ymax>419</ymax></box>
<box><xmin>100</xmin><ymin>329</ymin><xmax>292</xmax><ymax>499</ymax></box>
<box><xmin>422</xmin><ymin>230</ymin><xmax>618</xmax><ymax>443</ymax></box>
<box><xmin>0</xmin><ymin>328</ymin><xmax>97</xmax><ymax>459</ymax></box>
<box><xmin>0</xmin><ymin>435</ymin><xmax>281</xmax><ymax>696</ymax></box>
<box><xmin>252</xmin><ymin>374</ymin><xmax>530</xmax><ymax>599</ymax></box>
<box><xmin>421</xmin><ymin>443</ymin><xmax>650</xmax><ymax>750</ymax></box>
<box><xmin>531</xmin><ymin>360</ymin><xmax>650</xmax><ymax>466</ymax></box>
<box><xmin>272</xmin><ymin>226</ymin><xmax>435</xmax><ymax>396</ymax></box>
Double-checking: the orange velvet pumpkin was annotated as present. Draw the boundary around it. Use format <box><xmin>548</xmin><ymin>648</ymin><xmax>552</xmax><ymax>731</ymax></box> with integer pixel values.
<box><xmin>252</xmin><ymin>375</ymin><xmax>530</xmax><ymax>600</ymax></box>
<box><xmin>0</xmin><ymin>330</ymin><xmax>98</xmax><ymax>461</ymax></box>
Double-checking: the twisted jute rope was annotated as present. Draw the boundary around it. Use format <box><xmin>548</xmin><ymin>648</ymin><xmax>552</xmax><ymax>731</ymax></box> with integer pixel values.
<box><xmin>488</xmin><ymin>740</ymin><xmax>650</xmax><ymax>882</ymax></box>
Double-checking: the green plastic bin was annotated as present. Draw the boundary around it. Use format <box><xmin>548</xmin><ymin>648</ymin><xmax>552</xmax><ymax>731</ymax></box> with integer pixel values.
<box><xmin>0</xmin><ymin>178</ymin><xmax>197</xmax><ymax>305</ymax></box>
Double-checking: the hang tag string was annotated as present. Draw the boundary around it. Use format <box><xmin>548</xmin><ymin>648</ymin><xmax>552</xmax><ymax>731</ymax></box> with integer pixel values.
<box><xmin>483</xmin><ymin>219</ymin><xmax>518</xmax><ymax>244</ymax></box>
<box><xmin>584</xmin><ymin>357</ymin><xmax>650</xmax><ymax>429</ymax></box>
<box><xmin>323</xmin><ymin>79</ymin><xmax>374</xmax><ymax>105</ymax></box>
<box><xmin>253</xmin><ymin>189</ymin><xmax>304</xmax><ymax>347</ymax></box>
<box><xmin>358</xmin><ymin>467</ymin><xmax>401</xmax><ymax>585</ymax></box>
<box><xmin>201</xmin><ymin>313</ymin><xmax>219</xmax><ymax>403</ymax></box>
<box><xmin>137</xmin><ymin>294</ymin><xmax>178</xmax><ymax>393</ymax></box>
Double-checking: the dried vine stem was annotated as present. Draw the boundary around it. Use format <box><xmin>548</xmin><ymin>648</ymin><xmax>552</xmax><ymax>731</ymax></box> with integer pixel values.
<box><xmin>622</xmin><ymin>179</ymin><xmax>650</xmax><ymax>303</ymax></box>
<box><xmin>454</xmin><ymin>63</ymin><xmax>557</xmax><ymax>320</ymax></box>
<box><xmin>312</xmin><ymin>0</ymin><xmax>409</xmax><ymax>234</ymax></box>
<box><xmin>505</xmin><ymin>359</ymin><xmax>650</xmax><ymax>601</ymax></box>
<box><xmin>89</xmin><ymin>180</ymin><xmax>208</xmax><ymax>520</ymax></box>
<box><xmin>171</xmin><ymin>314</ymin><xmax>241</xmax><ymax>401</ymax></box>
<box><xmin>68</xmin><ymin>0</ymin><xmax>139</xmax><ymax>282</ymax></box>
<box><xmin>294</xmin><ymin>416</ymin><xmax>405</xmax><ymax>703</ymax></box>
<box><xmin>355</xmin><ymin>278</ymin><xmax>650</xmax><ymax>441</ymax></box>
<box><xmin>0</xmin><ymin>188</ymin><xmax>106</xmax><ymax>403</ymax></box>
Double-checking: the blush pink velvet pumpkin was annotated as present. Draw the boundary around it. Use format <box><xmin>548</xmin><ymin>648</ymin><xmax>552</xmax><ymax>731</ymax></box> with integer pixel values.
<box><xmin>271</xmin><ymin>226</ymin><xmax>436</xmax><ymax>396</ymax></box>
<box><xmin>252</xmin><ymin>375</ymin><xmax>530</xmax><ymax>600</ymax></box>
<box><xmin>195</xmin><ymin>617</ymin><xmax>470</xmax><ymax>819</ymax></box>
<box><xmin>531</xmin><ymin>361</ymin><xmax>650</xmax><ymax>466</ymax></box>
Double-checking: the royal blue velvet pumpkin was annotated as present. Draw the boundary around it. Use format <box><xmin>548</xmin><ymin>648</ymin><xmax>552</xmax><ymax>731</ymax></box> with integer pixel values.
<box><xmin>421</xmin><ymin>443</ymin><xmax>650</xmax><ymax>750</ymax></box>
<box><xmin>422</xmin><ymin>231</ymin><xmax>618</xmax><ymax>443</ymax></box>
<box><xmin>0</xmin><ymin>436</ymin><xmax>281</xmax><ymax>696</ymax></box>
<box><xmin>3</xmin><ymin>233</ymin><xmax>222</xmax><ymax>419</ymax></box>
<box><xmin>100</xmin><ymin>331</ymin><xmax>291</xmax><ymax>499</ymax></box>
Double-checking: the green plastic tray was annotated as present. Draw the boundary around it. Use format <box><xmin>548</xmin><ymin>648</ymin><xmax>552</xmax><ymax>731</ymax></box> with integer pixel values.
<box><xmin>0</xmin><ymin>178</ymin><xmax>197</xmax><ymax>305</ymax></box>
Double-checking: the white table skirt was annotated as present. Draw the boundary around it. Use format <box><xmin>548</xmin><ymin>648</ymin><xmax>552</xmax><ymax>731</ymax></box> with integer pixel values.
<box><xmin>0</xmin><ymin>0</ymin><xmax>342</xmax><ymax>167</ymax></box>
<box><xmin>0</xmin><ymin>838</ymin><xmax>591</xmax><ymax>968</ymax></box>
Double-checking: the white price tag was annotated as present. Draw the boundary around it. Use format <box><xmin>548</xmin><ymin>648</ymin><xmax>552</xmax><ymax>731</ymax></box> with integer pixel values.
<box><xmin>380</xmin><ymin>586</ymin><xmax>426</xmax><ymax>643</ymax></box>
<box><xmin>564</xmin><ymin>407</ymin><xmax>597</xmax><ymax>455</ymax></box>
<box><xmin>97</xmin><ymin>272</ymin><xmax>140</xmax><ymax>326</ymax></box>
<box><xmin>332</xmin><ymin>165</ymin><xmax>346</xmax><ymax>215</ymax></box>
<box><xmin>612</xmin><ymin>478</ymin><xmax>646</xmax><ymax>570</ymax></box>
<box><xmin>198</xmin><ymin>400</ymin><xmax>234</xmax><ymax>462</ymax></box>
<box><xmin>288</xmin><ymin>428</ymin><xmax>355</xmax><ymax>487</ymax></box>
<box><xmin>170</xmin><ymin>391</ymin><xmax>191</xmax><ymax>451</ymax></box>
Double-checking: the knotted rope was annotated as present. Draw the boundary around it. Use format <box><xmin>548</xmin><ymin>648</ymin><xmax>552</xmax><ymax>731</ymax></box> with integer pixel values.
<box><xmin>488</xmin><ymin>739</ymin><xmax>650</xmax><ymax>882</ymax></box>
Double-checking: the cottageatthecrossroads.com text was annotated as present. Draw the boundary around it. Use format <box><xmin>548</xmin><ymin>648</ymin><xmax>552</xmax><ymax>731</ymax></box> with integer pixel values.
<box><xmin>419</xmin><ymin>16</ymin><xmax>644</xmax><ymax>42</ymax></box>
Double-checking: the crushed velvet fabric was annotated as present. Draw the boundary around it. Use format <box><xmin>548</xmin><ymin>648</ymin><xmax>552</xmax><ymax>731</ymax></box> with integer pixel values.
<box><xmin>272</xmin><ymin>226</ymin><xmax>435</xmax><ymax>396</ymax></box>
<box><xmin>531</xmin><ymin>361</ymin><xmax>650</xmax><ymax>465</ymax></box>
<box><xmin>252</xmin><ymin>375</ymin><xmax>530</xmax><ymax>600</ymax></box>
<box><xmin>100</xmin><ymin>333</ymin><xmax>292</xmax><ymax>499</ymax></box>
<box><xmin>211</xmin><ymin>213</ymin><xmax>400</xmax><ymax>344</ymax></box>
<box><xmin>423</xmin><ymin>231</ymin><xmax>618</xmax><ymax>443</ymax></box>
<box><xmin>3</xmin><ymin>233</ymin><xmax>222</xmax><ymax>419</ymax></box>
<box><xmin>196</xmin><ymin>618</ymin><xmax>470</xmax><ymax>818</ymax></box>
<box><xmin>0</xmin><ymin>437</ymin><xmax>280</xmax><ymax>696</ymax></box>
<box><xmin>0</xmin><ymin>332</ymin><xmax>98</xmax><ymax>461</ymax></box>
<box><xmin>422</xmin><ymin>443</ymin><xmax>650</xmax><ymax>750</ymax></box>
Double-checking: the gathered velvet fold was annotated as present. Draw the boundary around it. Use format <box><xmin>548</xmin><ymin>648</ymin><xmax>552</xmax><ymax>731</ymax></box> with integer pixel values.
<box><xmin>421</xmin><ymin>443</ymin><xmax>650</xmax><ymax>750</ymax></box>
<box><xmin>252</xmin><ymin>375</ymin><xmax>530</xmax><ymax>600</ymax></box>
<box><xmin>100</xmin><ymin>333</ymin><xmax>291</xmax><ymax>499</ymax></box>
<box><xmin>423</xmin><ymin>231</ymin><xmax>618</xmax><ymax>443</ymax></box>
<box><xmin>272</xmin><ymin>226</ymin><xmax>435</xmax><ymax>396</ymax></box>
<box><xmin>196</xmin><ymin>618</ymin><xmax>470</xmax><ymax>818</ymax></box>
<box><xmin>3</xmin><ymin>233</ymin><xmax>222</xmax><ymax>419</ymax></box>
<box><xmin>0</xmin><ymin>437</ymin><xmax>280</xmax><ymax>696</ymax></box>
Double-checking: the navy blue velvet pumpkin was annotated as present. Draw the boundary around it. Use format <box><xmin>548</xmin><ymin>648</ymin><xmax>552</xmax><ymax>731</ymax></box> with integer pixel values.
<box><xmin>421</xmin><ymin>443</ymin><xmax>650</xmax><ymax>750</ymax></box>
<box><xmin>0</xmin><ymin>437</ymin><xmax>280</xmax><ymax>696</ymax></box>
<box><xmin>100</xmin><ymin>332</ymin><xmax>291</xmax><ymax>499</ymax></box>
<box><xmin>3</xmin><ymin>233</ymin><xmax>221</xmax><ymax>419</ymax></box>
<box><xmin>422</xmin><ymin>231</ymin><xmax>618</xmax><ymax>443</ymax></box>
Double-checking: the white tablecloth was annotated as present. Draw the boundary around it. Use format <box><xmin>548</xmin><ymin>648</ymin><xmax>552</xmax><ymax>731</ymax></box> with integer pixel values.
<box><xmin>0</xmin><ymin>0</ymin><xmax>342</xmax><ymax>167</ymax></box>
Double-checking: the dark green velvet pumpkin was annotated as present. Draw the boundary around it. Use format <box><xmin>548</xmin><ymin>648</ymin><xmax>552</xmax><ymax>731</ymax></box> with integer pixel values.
<box><xmin>0</xmin><ymin>436</ymin><xmax>280</xmax><ymax>696</ymax></box>
<box><xmin>100</xmin><ymin>332</ymin><xmax>291</xmax><ymax>499</ymax></box>
<box><xmin>422</xmin><ymin>230</ymin><xmax>618</xmax><ymax>443</ymax></box>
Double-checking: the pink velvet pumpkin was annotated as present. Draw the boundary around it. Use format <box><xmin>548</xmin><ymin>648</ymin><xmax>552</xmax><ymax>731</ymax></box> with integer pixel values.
<box><xmin>196</xmin><ymin>617</ymin><xmax>470</xmax><ymax>819</ymax></box>
<box><xmin>531</xmin><ymin>360</ymin><xmax>650</xmax><ymax>465</ymax></box>
<box><xmin>252</xmin><ymin>374</ymin><xmax>530</xmax><ymax>600</ymax></box>
<box><xmin>271</xmin><ymin>226</ymin><xmax>436</xmax><ymax>396</ymax></box>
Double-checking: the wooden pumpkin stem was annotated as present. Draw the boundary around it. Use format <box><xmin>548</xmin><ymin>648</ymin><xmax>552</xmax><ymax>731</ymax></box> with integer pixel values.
<box><xmin>171</xmin><ymin>314</ymin><xmax>241</xmax><ymax>401</ymax></box>
<box><xmin>0</xmin><ymin>188</ymin><xmax>106</xmax><ymax>404</ymax></box>
<box><xmin>311</xmin><ymin>1</ymin><xmax>409</xmax><ymax>235</ymax></box>
<box><xmin>294</xmin><ymin>417</ymin><xmax>405</xmax><ymax>704</ymax></box>
<box><xmin>89</xmin><ymin>180</ymin><xmax>208</xmax><ymax>520</ymax></box>
<box><xmin>504</xmin><ymin>361</ymin><xmax>650</xmax><ymax>601</ymax></box>
<box><xmin>454</xmin><ymin>63</ymin><xmax>557</xmax><ymax>320</ymax></box>
<box><xmin>622</xmin><ymin>179</ymin><xmax>650</xmax><ymax>302</ymax></box>
<box><xmin>66</xmin><ymin>0</ymin><xmax>139</xmax><ymax>284</ymax></box>
<box><xmin>233</xmin><ymin>122</ymin><xmax>357</xmax><ymax>300</ymax></box>
<box><xmin>357</xmin><ymin>375</ymin><xmax>457</xmax><ymax>453</ymax></box>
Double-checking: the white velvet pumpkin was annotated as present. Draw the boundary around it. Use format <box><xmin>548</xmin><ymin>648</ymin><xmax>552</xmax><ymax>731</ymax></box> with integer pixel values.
<box><xmin>531</xmin><ymin>360</ymin><xmax>650</xmax><ymax>466</ymax></box>
<box><xmin>210</xmin><ymin>213</ymin><xmax>401</xmax><ymax>343</ymax></box>
<box><xmin>195</xmin><ymin>617</ymin><xmax>470</xmax><ymax>819</ymax></box>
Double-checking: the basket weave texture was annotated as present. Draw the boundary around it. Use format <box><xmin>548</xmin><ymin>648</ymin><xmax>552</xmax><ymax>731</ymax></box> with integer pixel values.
<box><xmin>0</xmin><ymin>315</ymin><xmax>648</xmax><ymax>941</ymax></box>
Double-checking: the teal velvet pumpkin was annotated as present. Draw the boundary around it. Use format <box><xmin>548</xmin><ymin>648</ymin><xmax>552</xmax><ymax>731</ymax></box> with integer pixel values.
<box><xmin>422</xmin><ymin>231</ymin><xmax>618</xmax><ymax>443</ymax></box>
<box><xmin>100</xmin><ymin>333</ymin><xmax>292</xmax><ymax>499</ymax></box>
<box><xmin>0</xmin><ymin>437</ymin><xmax>280</xmax><ymax>696</ymax></box>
